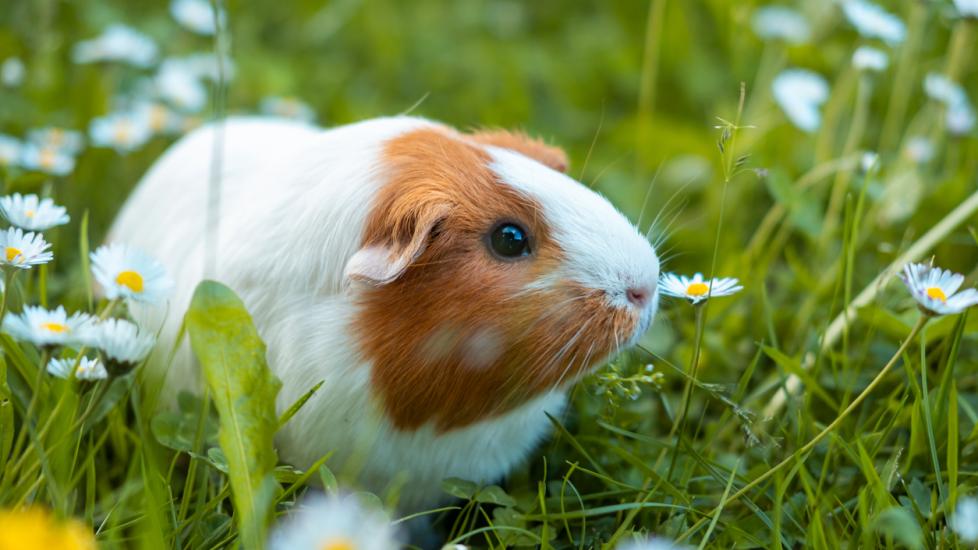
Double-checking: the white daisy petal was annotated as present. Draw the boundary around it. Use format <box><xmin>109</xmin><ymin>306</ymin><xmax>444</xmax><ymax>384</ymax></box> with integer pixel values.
<box><xmin>852</xmin><ymin>46</ymin><xmax>888</xmax><ymax>72</ymax></box>
<box><xmin>952</xmin><ymin>497</ymin><xmax>978</xmax><ymax>542</ymax></box>
<box><xmin>268</xmin><ymin>494</ymin><xmax>399</xmax><ymax>550</ymax></box>
<box><xmin>924</xmin><ymin>73</ymin><xmax>976</xmax><ymax>135</ymax></box>
<box><xmin>0</xmin><ymin>134</ymin><xmax>22</xmax><ymax>167</ymax></box>
<box><xmin>772</xmin><ymin>69</ymin><xmax>830</xmax><ymax>133</ymax></box>
<box><xmin>899</xmin><ymin>262</ymin><xmax>977</xmax><ymax>316</ymax></box>
<box><xmin>71</xmin><ymin>24</ymin><xmax>158</xmax><ymax>68</ymax></box>
<box><xmin>2</xmin><ymin>306</ymin><xmax>96</xmax><ymax>348</ymax></box>
<box><xmin>170</xmin><ymin>0</ymin><xmax>226</xmax><ymax>35</ymax></box>
<box><xmin>259</xmin><ymin>96</ymin><xmax>317</xmax><ymax>123</ymax></box>
<box><xmin>954</xmin><ymin>0</ymin><xmax>978</xmax><ymax>18</ymax></box>
<box><xmin>616</xmin><ymin>536</ymin><xmax>693</xmax><ymax>550</ymax></box>
<box><xmin>0</xmin><ymin>227</ymin><xmax>53</xmax><ymax>269</ymax></box>
<box><xmin>47</xmin><ymin>356</ymin><xmax>107</xmax><ymax>381</ymax></box>
<box><xmin>0</xmin><ymin>193</ymin><xmax>70</xmax><ymax>231</ymax></box>
<box><xmin>0</xmin><ymin>57</ymin><xmax>25</xmax><ymax>88</ymax></box>
<box><xmin>751</xmin><ymin>6</ymin><xmax>811</xmax><ymax>44</ymax></box>
<box><xmin>90</xmin><ymin>318</ymin><xmax>156</xmax><ymax>365</ymax></box>
<box><xmin>841</xmin><ymin>0</ymin><xmax>906</xmax><ymax>45</ymax></box>
<box><xmin>904</xmin><ymin>136</ymin><xmax>934</xmax><ymax>163</ymax></box>
<box><xmin>90</xmin><ymin>243</ymin><xmax>173</xmax><ymax>305</ymax></box>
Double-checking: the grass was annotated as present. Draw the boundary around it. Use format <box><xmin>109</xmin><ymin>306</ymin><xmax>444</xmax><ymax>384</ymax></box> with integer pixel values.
<box><xmin>1</xmin><ymin>0</ymin><xmax>978</xmax><ymax>548</ymax></box>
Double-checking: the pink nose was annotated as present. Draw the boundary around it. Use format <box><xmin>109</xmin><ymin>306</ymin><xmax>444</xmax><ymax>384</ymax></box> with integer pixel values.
<box><xmin>626</xmin><ymin>287</ymin><xmax>651</xmax><ymax>307</ymax></box>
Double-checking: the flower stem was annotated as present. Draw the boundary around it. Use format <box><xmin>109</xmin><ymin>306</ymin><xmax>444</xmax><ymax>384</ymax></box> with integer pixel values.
<box><xmin>665</xmin><ymin>304</ymin><xmax>706</xmax><ymax>481</ymax></box>
<box><xmin>677</xmin><ymin>314</ymin><xmax>929</xmax><ymax>544</ymax></box>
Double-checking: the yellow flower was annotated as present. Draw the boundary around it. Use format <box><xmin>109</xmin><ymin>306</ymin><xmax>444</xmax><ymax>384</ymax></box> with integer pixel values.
<box><xmin>0</xmin><ymin>507</ymin><xmax>96</xmax><ymax>550</ymax></box>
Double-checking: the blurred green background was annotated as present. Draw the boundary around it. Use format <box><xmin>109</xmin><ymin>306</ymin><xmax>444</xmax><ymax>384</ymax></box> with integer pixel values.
<box><xmin>2</xmin><ymin>0</ymin><xmax>976</xmax><ymax>368</ymax></box>
<box><xmin>1</xmin><ymin>0</ymin><xmax>978</xmax><ymax>546</ymax></box>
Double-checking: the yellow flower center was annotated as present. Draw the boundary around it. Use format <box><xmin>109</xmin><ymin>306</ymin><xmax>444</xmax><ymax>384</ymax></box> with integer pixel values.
<box><xmin>115</xmin><ymin>270</ymin><xmax>145</xmax><ymax>293</ymax></box>
<box><xmin>686</xmin><ymin>282</ymin><xmax>710</xmax><ymax>296</ymax></box>
<box><xmin>5</xmin><ymin>247</ymin><xmax>22</xmax><ymax>262</ymax></box>
<box><xmin>41</xmin><ymin>322</ymin><xmax>68</xmax><ymax>333</ymax></box>
<box><xmin>319</xmin><ymin>538</ymin><xmax>356</xmax><ymax>550</ymax></box>
<box><xmin>926</xmin><ymin>286</ymin><xmax>947</xmax><ymax>302</ymax></box>
<box><xmin>150</xmin><ymin>106</ymin><xmax>167</xmax><ymax>131</ymax></box>
<box><xmin>39</xmin><ymin>149</ymin><xmax>57</xmax><ymax>170</ymax></box>
<box><xmin>25</xmin><ymin>209</ymin><xmax>35</xmax><ymax>218</ymax></box>
<box><xmin>114</xmin><ymin>122</ymin><xmax>131</xmax><ymax>144</ymax></box>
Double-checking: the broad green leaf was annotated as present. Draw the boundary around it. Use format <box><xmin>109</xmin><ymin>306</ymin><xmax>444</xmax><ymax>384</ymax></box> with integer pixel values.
<box><xmin>187</xmin><ymin>280</ymin><xmax>282</xmax><ymax>548</ymax></box>
<box><xmin>872</xmin><ymin>507</ymin><xmax>923</xmax><ymax>549</ymax></box>
<box><xmin>442</xmin><ymin>477</ymin><xmax>479</xmax><ymax>499</ymax></box>
<box><xmin>475</xmin><ymin>485</ymin><xmax>518</xmax><ymax>507</ymax></box>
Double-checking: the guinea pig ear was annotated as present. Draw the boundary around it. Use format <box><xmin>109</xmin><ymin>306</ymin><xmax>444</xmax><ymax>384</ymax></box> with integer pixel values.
<box><xmin>344</xmin><ymin>205</ymin><xmax>450</xmax><ymax>285</ymax></box>
<box><xmin>469</xmin><ymin>129</ymin><xmax>569</xmax><ymax>173</ymax></box>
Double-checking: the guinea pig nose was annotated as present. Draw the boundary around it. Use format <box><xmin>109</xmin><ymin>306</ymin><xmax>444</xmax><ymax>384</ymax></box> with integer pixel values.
<box><xmin>626</xmin><ymin>286</ymin><xmax>651</xmax><ymax>307</ymax></box>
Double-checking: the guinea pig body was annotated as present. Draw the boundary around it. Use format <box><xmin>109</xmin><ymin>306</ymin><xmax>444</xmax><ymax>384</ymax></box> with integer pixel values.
<box><xmin>111</xmin><ymin>116</ymin><xmax>659</xmax><ymax>511</ymax></box>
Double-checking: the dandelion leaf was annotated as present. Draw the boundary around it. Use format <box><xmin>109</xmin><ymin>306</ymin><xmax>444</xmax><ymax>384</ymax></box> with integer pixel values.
<box><xmin>187</xmin><ymin>280</ymin><xmax>282</xmax><ymax>548</ymax></box>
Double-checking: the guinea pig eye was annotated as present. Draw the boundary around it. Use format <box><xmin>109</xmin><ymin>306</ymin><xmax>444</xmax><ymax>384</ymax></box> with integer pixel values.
<box><xmin>488</xmin><ymin>222</ymin><xmax>531</xmax><ymax>259</ymax></box>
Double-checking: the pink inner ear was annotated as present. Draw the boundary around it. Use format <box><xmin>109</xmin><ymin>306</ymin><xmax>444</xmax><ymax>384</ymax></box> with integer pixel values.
<box><xmin>344</xmin><ymin>245</ymin><xmax>412</xmax><ymax>285</ymax></box>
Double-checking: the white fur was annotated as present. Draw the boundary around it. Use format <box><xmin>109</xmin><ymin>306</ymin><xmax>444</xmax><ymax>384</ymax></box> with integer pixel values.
<box><xmin>110</xmin><ymin>116</ymin><xmax>657</xmax><ymax>511</ymax></box>
<box><xmin>488</xmin><ymin>148</ymin><xmax>660</xmax><ymax>339</ymax></box>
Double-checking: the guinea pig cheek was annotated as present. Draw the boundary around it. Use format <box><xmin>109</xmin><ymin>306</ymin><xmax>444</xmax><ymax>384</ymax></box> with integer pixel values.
<box><xmin>419</xmin><ymin>324</ymin><xmax>506</xmax><ymax>371</ymax></box>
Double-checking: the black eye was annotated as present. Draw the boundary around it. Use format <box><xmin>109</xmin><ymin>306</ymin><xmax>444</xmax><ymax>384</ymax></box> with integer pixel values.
<box><xmin>489</xmin><ymin>222</ymin><xmax>531</xmax><ymax>259</ymax></box>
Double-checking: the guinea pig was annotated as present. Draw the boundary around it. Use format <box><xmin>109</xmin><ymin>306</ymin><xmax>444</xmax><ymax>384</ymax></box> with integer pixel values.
<box><xmin>110</xmin><ymin>116</ymin><xmax>660</xmax><ymax>512</ymax></box>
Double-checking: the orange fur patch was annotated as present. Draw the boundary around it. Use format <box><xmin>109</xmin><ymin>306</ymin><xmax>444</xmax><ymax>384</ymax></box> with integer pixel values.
<box><xmin>469</xmin><ymin>129</ymin><xmax>569</xmax><ymax>173</ymax></box>
<box><xmin>353</xmin><ymin>128</ymin><xmax>634</xmax><ymax>431</ymax></box>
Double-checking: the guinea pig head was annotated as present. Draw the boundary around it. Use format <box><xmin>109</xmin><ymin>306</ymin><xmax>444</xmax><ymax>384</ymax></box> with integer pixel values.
<box><xmin>344</xmin><ymin>126</ymin><xmax>659</xmax><ymax>431</ymax></box>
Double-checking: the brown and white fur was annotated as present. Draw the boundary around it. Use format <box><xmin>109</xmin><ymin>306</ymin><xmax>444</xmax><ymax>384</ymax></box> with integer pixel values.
<box><xmin>111</xmin><ymin>116</ymin><xmax>660</xmax><ymax>511</ymax></box>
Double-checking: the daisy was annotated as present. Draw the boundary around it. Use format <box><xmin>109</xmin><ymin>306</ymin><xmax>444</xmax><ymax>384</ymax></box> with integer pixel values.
<box><xmin>19</xmin><ymin>144</ymin><xmax>76</xmax><ymax>176</ymax></box>
<box><xmin>2</xmin><ymin>306</ymin><xmax>96</xmax><ymax>348</ymax></box>
<box><xmin>181</xmin><ymin>52</ymin><xmax>236</xmax><ymax>82</ymax></box>
<box><xmin>852</xmin><ymin>46</ymin><xmax>888</xmax><ymax>72</ymax></box>
<box><xmin>772</xmin><ymin>69</ymin><xmax>829</xmax><ymax>133</ymax></box>
<box><xmin>71</xmin><ymin>24</ymin><xmax>158</xmax><ymax>68</ymax></box>
<box><xmin>946</xmin><ymin>102</ymin><xmax>976</xmax><ymax>135</ymax></box>
<box><xmin>260</xmin><ymin>97</ymin><xmax>317</xmax><ymax>123</ymax></box>
<box><xmin>954</xmin><ymin>0</ymin><xmax>978</xmax><ymax>18</ymax></box>
<box><xmin>26</xmin><ymin>127</ymin><xmax>84</xmax><ymax>155</ymax></box>
<box><xmin>860</xmin><ymin>152</ymin><xmax>879</xmax><ymax>172</ymax></box>
<box><xmin>923</xmin><ymin>73</ymin><xmax>976</xmax><ymax>135</ymax></box>
<box><xmin>47</xmin><ymin>356</ymin><xmax>108</xmax><ymax>381</ymax></box>
<box><xmin>750</xmin><ymin>6</ymin><xmax>811</xmax><ymax>44</ymax></box>
<box><xmin>0</xmin><ymin>193</ymin><xmax>70</xmax><ymax>231</ymax></box>
<box><xmin>840</xmin><ymin>0</ymin><xmax>906</xmax><ymax>45</ymax></box>
<box><xmin>0</xmin><ymin>134</ymin><xmax>20</xmax><ymax>167</ymax></box>
<box><xmin>133</xmin><ymin>101</ymin><xmax>184</xmax><ymax>135</ymax></box>
<box><xmin>89</xmin><ymin>111</ymin><xmax>153</xmax><ymax>153</ymax></box>
<box><xmin>155</xmin><ymin>58</ymin><xmax>209</xmax><ymax>112</ymax></box>
<box><xmin>900</xmin><ymin>263</ymin><xmax>978</xmax><ymax>316</ymax></box>
<box><xmin>0</xmin><ymin>227</ymin><xmax>53</xmax><ymax>269</ymax></box>
<box><xmin>268</xmin><ymin>494</ymin><xmax>399</xmax><ymax>550</ymax></box>
<box><xmin>658</xmin><ymin>273</ymin><xmax>743</xmax><ymax>305</ymax></box>
<box><xmin>90</xmin><ymin>243</ymin><xmax>172</xmax><ymax>304</ymax></box>
<box><xmin>925</xmin><ymin>73</ymin><xmax>968</xmax><ymax>105</ymax></box>
<box><xmin>951</xmin><ymin>497</ymin><xmax>978</xmax><ymax>542</ymax></box>
<box><xmin>616</xmin><ymin>536</ymin><xmax>692</xmax><ymax>550</ymax></box>
<box><xmin>87</xmin><ymin>318</ymin><xmax>156</xmax><ymax>366</ymax></box>
<box><xmin>904</xmin><ymin>136</ymin><xmax>934</xmax><ymax>163</ymax></box>
<box><xmin>1</xmin><ymin>57</ymin><xmax>25</xmax><ymax>88</ymax></box>
<box><xmin>170</xmin><ymin>0</ymin><xmax>226</xmax><ymax>35</ymax></box>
